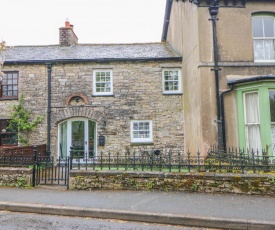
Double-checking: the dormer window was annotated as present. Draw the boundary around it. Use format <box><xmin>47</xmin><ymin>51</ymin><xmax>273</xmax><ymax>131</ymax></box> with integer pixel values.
<box><xmin>252</xmin><ymin>15</ymin><xmax>275</xmax><ymax>61</ymax></box>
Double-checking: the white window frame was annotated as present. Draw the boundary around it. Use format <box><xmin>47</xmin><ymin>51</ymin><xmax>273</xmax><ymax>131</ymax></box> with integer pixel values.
<box><xmin>130</xmin><ymin>120</ymin><xmax>153</xmax><ymax>143</ymax></box>
<box><xmin>93</xmin><ymin>69</ymin><xmax>113</xmax><ymax>96</ymax></box>
<box><xmin>58</xmin><ymin>118</ymin><xmax>97</xmax><ymax>160</ymax></box>
<box><xmin>162</xmin><ymin>68</ymin><xmax>182</xmax><ymax>94</ymax></box>
<box><xmin>252</xmin><ymin>15</ymin><xmax>275</xmax><ymax>62</ymax></box>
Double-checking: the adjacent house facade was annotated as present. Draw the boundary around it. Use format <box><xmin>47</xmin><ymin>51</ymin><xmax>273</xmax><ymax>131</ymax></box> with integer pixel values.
<box><xmin>163</xmin><ymin>0</ymin><xmax>275</xmax><ymax>155</ymax></box>
<box><xmin>0</xmin><ymin>21</ymin><xmax>184</xmax><ymax>158</ymax></box>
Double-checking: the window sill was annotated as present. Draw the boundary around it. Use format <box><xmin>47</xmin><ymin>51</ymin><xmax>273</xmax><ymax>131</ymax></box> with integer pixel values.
<box><xmin>162</xmin><ymin>92</ymin><xmax>183</xmax><ymax>95</ymax></box>
<box><xmin>0</xmin><ymin>98</ymin><xmax>18</xmax><ymax>101</ymax></box>
<box><xmin>254</xmin><ymin>60</ymin><xmax>275</xmax><ymax>63</ymax></box>
<box><xmin>92</xmin><ymin>94</ymin><xmax>114</xmax><ymax>97</ymax></box>
<box><xmin>130</xmin><ymin>142</ymin><xmax>154</xmax><ymax>146</ymax></box>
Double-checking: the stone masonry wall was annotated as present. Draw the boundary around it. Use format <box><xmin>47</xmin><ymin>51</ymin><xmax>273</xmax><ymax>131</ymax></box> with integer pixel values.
<box><xmin>50</xmin><ymin>61</ymin><xmax>184</xmax><ymax>157</ymax></box>
<box><xmin>69</xmin><ymin>171</ymin><xmax>275</xmax><ymax>196</ymax></box>
<box><xmin>1</xmin><ymin>65</ymin><xmax>48</xmax><ymax>146</ymax></box>
<box><xmin>0</xmin><ymin>168</ymin><xmax>32</xmax><ymax>187</ymax></box>
<box><xmin>2</xmin><ymin>61</ymin><xmax>184</xmax><ymax>158</ymax></box>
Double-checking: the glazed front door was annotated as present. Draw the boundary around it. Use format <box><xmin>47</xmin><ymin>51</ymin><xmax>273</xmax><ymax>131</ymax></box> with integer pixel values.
<box><xmin>59</xmin><ymin>118</ymin><xmax>96</xmax><ymax>159</ymax></box>
<box><xmin>71</xmin><ymin>120</ymin><xmax>86</xmax><ymax>158</ymax></box>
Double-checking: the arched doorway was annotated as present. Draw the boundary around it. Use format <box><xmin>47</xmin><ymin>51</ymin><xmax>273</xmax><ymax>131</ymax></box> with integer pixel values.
<box><xmin>58</xmin><ymin>118</ymin><xmax>97</xmax><ymax>159</ymax></box>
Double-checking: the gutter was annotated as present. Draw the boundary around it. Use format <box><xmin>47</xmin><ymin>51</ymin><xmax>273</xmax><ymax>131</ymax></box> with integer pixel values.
<box><xmin>4</xmin><ymin>57</ymin><xmax>182</xmax><ymax>65</ymax></box>
<box><xmin>228</xmin><ymin>75</ymin><xmax>275</xmax><ymax>86</ymax></box>
<box><xmin>161</xmin><ymin>0</ymin><xmax>173</xmax><ymax>42</ymax></box>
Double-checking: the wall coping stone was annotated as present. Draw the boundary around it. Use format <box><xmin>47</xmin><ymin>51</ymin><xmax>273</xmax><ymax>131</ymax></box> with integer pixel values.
<box><xmin>0</xmin><ymin>168</ymin><xmax>32</xmax><ymax>174</ymax></box>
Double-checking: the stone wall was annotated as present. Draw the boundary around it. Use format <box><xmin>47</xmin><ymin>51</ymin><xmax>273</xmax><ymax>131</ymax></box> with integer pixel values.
<box><xmin>2</xmin><ymin>60</ymin><xmax>184</xmax><ymax>157</ymax></box>
<box><xmin>0</xmin><ymin>168</ymin><xmax>32</xmax><ymax>187</ymax></box>
<box><xmin>69</xmin><ymin>171</ymin><xmax>275</xmax><ymax>196</ymax></box>
<box><xmin>0</xmin><ymin>65</ymin><xmax>48</xmax><ymax>146</ymax></box>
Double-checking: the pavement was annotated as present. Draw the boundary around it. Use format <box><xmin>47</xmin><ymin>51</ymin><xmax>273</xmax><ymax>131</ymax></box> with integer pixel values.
<box><xmin>0</xmin><ymin>186</ymin><xmax>275</xmax><ymax>230</ymax></box>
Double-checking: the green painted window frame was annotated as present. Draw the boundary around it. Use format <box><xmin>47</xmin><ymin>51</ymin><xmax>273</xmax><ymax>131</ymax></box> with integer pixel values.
<box><xmin>236</xmin><ymin>81</ymin><xmax>275</xmax><ymax>155</ymax></box>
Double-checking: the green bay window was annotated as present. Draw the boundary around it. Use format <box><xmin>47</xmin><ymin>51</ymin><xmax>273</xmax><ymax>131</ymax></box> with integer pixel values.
<box><xmin>236</xmin><ymin>80</ymin><xmax>275</xmax><ymax>155</ymax></box>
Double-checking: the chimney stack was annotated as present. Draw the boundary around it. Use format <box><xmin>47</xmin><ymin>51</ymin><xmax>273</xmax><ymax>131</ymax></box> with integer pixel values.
<box><xmin>59</xmin><ymin>19</ymin><xmax>78</xmax><ymax>46</ymax></box>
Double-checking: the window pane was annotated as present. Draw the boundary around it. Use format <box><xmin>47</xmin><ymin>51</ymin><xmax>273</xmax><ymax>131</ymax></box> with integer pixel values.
<box><xmin>59</xmin><ymin>122</ymin><xmax>67</xmax><ymax>158</ymax></box>
<box><xmin>0</xmin><ymin>120</ymin><xmax>18</xmax><ymax>146</ymax></box>
<box><xmin>253</xmin><ymin>17</ymin><xmax>264</xmax><ymax>37</ymax></box>
<box><xmin>245</xmin><ymin>92</ymin><xmax>260</xmax><ymax>123</ymax></box>
<box><xmin>1</xmin><ymin>72</ymin><xmax>18</xmax><ymax>98</ymax></box>
<box><xmin>245</xmin><ymin>125</ymin><xmax>262</xmax><ymax>152</ymax></box>
<box><xmin>253</xmin><ymin>40</ymin><xmax>265</xmax><ymax>60</ymax></box>
<box><xmin>269</xmin><ymin>91</ymin><xmax>275</xmax><ymax>122</ymax></box>
<box><xmin>244</xmin><ymin>92</ymin><xmax>262</xmax><ymax>152</ymax></box>
<box><xmin>263</xmin><ymin>17</ymin><xmax>274</xmax><ymax>37</ymax></box>
<box><xmin>264</xmin><ymin>40</ymin><xmax>275</xmax><ymax>60</ymax></box>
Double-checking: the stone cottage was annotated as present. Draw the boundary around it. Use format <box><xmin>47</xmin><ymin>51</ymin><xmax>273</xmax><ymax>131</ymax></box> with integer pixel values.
<box><xmin>0</xmin><ymin>20</ymin><xmax>184</xmax><ymax>158</ymax></box>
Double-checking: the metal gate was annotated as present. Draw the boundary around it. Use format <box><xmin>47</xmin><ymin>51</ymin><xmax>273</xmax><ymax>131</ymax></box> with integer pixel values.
<box><xmin>33</xmin><ymin>155</ymin><xmax>70</xmax><ymax>187</ymax></box>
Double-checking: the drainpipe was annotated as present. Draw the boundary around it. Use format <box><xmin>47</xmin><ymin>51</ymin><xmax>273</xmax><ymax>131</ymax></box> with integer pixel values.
<box><xmin>209</xmin><ymin>6</ymin><xmax>223</xmax><ymax>149</ymax></box>
<box><xmin>46</xmin><ymin>63</ymin><xmax>52</xmax><ymax>156</ymax></box>
<box><xmin>220</xmin><ymin>85</ymin><xmax>234</xmax><ymax>150</ymax></box>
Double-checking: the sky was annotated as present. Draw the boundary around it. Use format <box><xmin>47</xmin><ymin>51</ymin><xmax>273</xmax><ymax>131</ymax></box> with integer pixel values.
<box><xmin>0</xmin><ymin>0</ymin><xmax>167</xmax><ymax>46</ymax></box>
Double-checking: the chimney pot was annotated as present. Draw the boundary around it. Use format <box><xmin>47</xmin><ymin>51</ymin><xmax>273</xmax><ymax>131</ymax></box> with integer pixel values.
<box><xmin>65</xmin><ymin>20</ymin><xmax>70</xmax><ymax>28</ymax></box>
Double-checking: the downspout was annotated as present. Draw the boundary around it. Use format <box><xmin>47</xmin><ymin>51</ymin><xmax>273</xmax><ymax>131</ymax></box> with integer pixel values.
<box><xmin>220</xmin><ymin>85</ymin><xmax>234</xmax><ymax>150</ymax></box>
<box><xmin>46</xmin><ymin>63</ymin><xmax>52</xmax><ymax>156</ymax></box>
<box><xmin>209</xmin><ymin>6</ymin><xmax>223</xmax><ymax>148</ymax></box>
<box><xmin>161</xmin><ymin>0</ymin><xmax>173</xmax><ymax>42</ymax></box>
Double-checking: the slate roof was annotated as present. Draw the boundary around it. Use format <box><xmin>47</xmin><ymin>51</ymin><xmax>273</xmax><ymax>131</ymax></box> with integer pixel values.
<box><xmin>3</xmin><ymin>43</ymin><xmax>181</xmax><ymax>64</ymax></box>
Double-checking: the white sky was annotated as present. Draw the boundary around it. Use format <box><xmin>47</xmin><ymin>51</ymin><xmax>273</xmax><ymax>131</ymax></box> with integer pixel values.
<box><xmin>0</xmin><ymin>0</ymin><xmax>167</xmax><ymax>46</ymax></box>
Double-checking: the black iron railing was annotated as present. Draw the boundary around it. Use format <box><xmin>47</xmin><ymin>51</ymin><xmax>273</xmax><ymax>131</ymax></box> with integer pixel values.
<box><xmin>0</xmin><ymin>146</ymin><xmax>275</xmax><ymax>174</ymax></box>
<box><xmin>69</xmin><ymin>147</ymin><xmax>275</xmax><ymax>173</ymax></box>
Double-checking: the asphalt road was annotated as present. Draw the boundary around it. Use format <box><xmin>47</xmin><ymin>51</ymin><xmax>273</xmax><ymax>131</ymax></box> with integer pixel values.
<box><xmin>0</xmin><ymin>211</ymin><xmax>210</xmax><ymax>230</ymax></box>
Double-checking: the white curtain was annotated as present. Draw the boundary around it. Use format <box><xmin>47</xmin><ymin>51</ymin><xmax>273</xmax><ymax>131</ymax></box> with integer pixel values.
<box><xmin>245</xmin><ymin>92</ymin><xmax>262</xmax><ymax>154</ymax></box>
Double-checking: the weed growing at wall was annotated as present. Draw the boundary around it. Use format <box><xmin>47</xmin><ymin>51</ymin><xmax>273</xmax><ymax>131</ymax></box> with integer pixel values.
<box><xmin>17</xmin><ymin>176</ymin><xmax>25</xmax><ymax>187</ymax></box>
